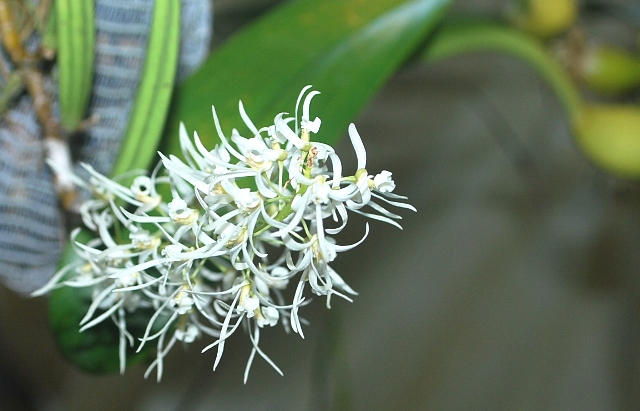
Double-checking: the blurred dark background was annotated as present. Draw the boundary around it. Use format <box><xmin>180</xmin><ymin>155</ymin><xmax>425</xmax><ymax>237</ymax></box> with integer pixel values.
<box><xmin>2</xmin><ymin>0</ymin><xmax>640</xmax><ymax>409</ymax></box>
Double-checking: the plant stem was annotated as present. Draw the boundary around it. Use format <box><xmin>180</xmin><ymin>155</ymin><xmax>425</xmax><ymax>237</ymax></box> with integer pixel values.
<box><xmin>422</xmin><ymin>20</ymin><xmax>582</xmax><ymax>125</ymax></box>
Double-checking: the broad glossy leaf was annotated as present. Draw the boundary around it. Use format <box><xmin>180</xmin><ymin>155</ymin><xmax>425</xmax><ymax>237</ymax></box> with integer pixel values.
<box><xmin>163</xmin><ymin>0</ymin><xmax>452</xmax><ymax>154</ymax></box>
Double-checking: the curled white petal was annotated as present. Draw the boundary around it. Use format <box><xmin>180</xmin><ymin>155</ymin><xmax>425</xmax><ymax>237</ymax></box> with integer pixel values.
<box><xmin>348</xmin><ymin>123</ymin><xmax>367</xmax><ymax>170</ymax></box>
<box><xmin>373</xmin><ymin>170</ymin><xmax>396</xmax><ymax>193</ymax></box>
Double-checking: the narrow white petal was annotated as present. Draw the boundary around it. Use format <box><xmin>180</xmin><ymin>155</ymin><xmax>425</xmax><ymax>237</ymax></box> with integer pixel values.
<box><xmin>295</xmin><ymin>85</ymin><xmax>314</xmax><ymax>133</ymax></box>
<box><xmin>80</xmin><ymin>298</ymin><xmax>123</xmax><ymax>332</ymax></box>
<box><xmin>239</xmin><ymin>100</ymin><xmax>260</xmax><ymax>135</ymax></box>
<box><xmin>275</xmin><ymin>113</ymin><xmax>308</xmax><ymax>150</ymax></box>
<box><xmin>348</xmin><ymin>123</ymin><xmax>367</xmax><ymax>170</ymax></box>
<box><xmin>212</xmin><ymin>106</ymin><xmax>245</xmax><ymax>161</ymax></box>
<box><xmin>371</xmin><ymin>192</ymin><xmax>417</xmax><ymax>211</ymax></box>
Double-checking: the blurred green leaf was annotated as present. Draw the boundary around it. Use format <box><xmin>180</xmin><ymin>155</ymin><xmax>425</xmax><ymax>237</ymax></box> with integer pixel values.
<box><xmin>163</xmin><ymin>0</ymin><xmax>452</xmax><ymax>153</ymax></box>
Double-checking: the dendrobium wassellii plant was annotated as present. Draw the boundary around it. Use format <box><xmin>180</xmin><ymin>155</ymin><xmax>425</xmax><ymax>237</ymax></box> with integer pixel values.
<box><xmin>33</xmin><ymin>86</ymin><xmax>415</xmax><ymax>382</ymax></box>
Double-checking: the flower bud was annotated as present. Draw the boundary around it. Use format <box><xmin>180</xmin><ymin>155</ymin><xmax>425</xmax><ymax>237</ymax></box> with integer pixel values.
<box><xmin>579</xmin><ymin>46</ymin><xmax>640</xmax><ymax>94</ymax></box>
<box><xmin>508</xmin><ymin>0</ymin><xmax>577</xmax><ymax>39</ymax></box>
<box><xmin>574</xmin><ymin>104</ymin><xmax>640</xmax><ymax>178</ymax></box>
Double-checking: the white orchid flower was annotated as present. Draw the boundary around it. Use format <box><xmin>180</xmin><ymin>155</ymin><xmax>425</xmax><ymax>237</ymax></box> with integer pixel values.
<box><xmin>34</xmin><ymin>86</ymin><xmax>415</xmax><ymax>383</ymax></box>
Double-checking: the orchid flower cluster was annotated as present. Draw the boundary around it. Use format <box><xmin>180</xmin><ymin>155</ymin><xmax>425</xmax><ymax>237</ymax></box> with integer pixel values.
<box><xmin>34</xmin><ymin>86</ymin><xmax>415</xmax><ymax>382</ymax></box>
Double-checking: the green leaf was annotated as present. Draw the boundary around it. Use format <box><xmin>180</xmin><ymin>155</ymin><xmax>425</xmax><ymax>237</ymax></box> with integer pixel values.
<box><xmin>55</xmin><ymin>0</ymin><xmax>94</xmax><ymax>130</ymax></box>
<box><xmin>162</xmin><ymin>0</ymin><xmax>452</xmax><ymax>154</ymax></box>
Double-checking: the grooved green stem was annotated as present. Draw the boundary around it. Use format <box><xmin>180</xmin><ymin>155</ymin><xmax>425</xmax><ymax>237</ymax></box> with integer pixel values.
<box><xmin>422</xmin><ymin>21</ymin><xmax>582</xmax><ymax>125</ymax></box>
<box><xmin>56</xmin><ymin>0</ymin><xmax>94</xmax><ymax>130</ymax></box>
<box><xmin>111</xmin><ymin>0</ymin><xmax>181</xmax><ymax>177</ymax></box>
